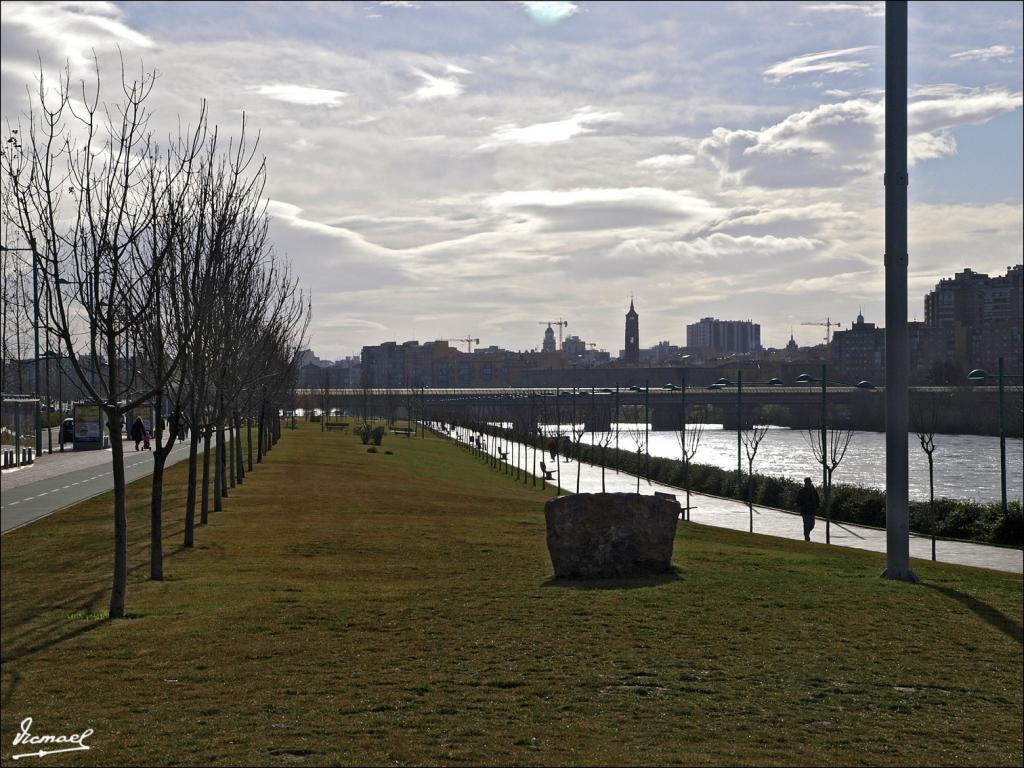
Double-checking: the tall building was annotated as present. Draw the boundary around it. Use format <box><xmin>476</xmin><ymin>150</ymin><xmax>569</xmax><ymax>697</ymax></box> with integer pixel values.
<box><xmin>542</xmin><ymin>324</ymin><xmax>556</xmax><ymax>353</ymax></box>
<box><xmin>924</xmin><ymin>265</ymin><xmax>1023</xmax><ymax>327</ymax></box>
<box><xmin>562</xmin><ymin>335</ymin><xmax>587</xmax><ymax>360</ymax></box>
<box><xmin>686</xmin><ymin>317</ymin><xmax>762</xmax><ymax>355</ymax></box>
<box><xmin>832</xmin><ymin>311</ymin><xmax>885</xmax><ymax>383</ymax></box>
<box><xmin>923</xmin><ymin>265</ymin><xmax>1023</xmax><ymax>373</ymax></box>
<box><xmin>624</xmin><ymin>300</ymin><xmax>639</xmax><ymax>364</ymax></box>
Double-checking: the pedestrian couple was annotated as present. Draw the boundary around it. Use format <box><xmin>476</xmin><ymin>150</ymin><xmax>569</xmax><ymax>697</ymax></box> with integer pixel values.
<box><xmin>796</xmin><ymin>477</ymin><xmax>820</xmax><ymax>542</ymax></box>
<box><xmin>130</xmin><ymin>417</ymin><xmax>151</xmax><ymax>452</ymax></box>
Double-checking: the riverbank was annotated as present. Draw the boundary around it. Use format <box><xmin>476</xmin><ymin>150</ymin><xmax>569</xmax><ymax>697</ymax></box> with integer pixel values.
<box><xmin>2</xmin><ymin>422</ymin><xmax>1021</xmax><ymax>765</ymax></box>
<box><xmin>488</xmin><ymin>426</ymin><xmax>1023</xmax><ymax>548</ymax></box>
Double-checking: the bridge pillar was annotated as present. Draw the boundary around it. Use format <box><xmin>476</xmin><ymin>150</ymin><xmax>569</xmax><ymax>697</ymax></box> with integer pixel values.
<box><xmin>651</xmin><ymin>406</ymin><xmax>681</xmax><ymax>432</ymax></box>
<box><xmin>583</xmin><ymin>409</ymin><xmax>612</xmax><ymax>432</ymax></box>
<box><xmin>720</xmin><ymin>406</ymin><xmax>755</xmax><ymax>431</ymax></box>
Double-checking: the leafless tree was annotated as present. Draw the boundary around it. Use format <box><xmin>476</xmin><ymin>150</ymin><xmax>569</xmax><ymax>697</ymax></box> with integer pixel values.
<box><xmin>913</xmin><ymin>391</ymin><xmax>945</xmax><ymax>561</ymax></box>
<box><xmin>622</xmin><ymin>405</ymin><xmax>648</xmax><ymax>494</ymax></box>
<box><xmin>674</xmin><ymin>407</ymin><xmax>706</xmax><ymax>520</ymax></box>
<box><xmin>2</xmin><ymin>59</ymin><xmax>210</xmax><ymax>617</ymax></box>
<box><xmin>741</xmin><ymin>421</ymin><xmax>770</xmax><ymax>533</ymax></box>
<box><xmin>803</xmin><ymin>421</ymin><xmax>856</xmax><ymax>544</ymax></box>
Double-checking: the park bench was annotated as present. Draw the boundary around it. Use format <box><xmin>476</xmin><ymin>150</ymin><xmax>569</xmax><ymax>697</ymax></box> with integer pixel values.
<box><xmin>498</xmin><ymin>449</ymin><xmax>508</xmax><ymax>461</ymax></box>
<box><xmin>324</xmin><ymin>422</ymin><xmax>349</xmax><ymax>432</ymax></box>
<box><xmin>391</xmin><ymin>427</ymin><xmax>414</xmax><ymax>437</ymax></box>
<box><xmin>539</xmin><ymin>461</ymin><xmax>556</xmax><ymax>480</ymax></box>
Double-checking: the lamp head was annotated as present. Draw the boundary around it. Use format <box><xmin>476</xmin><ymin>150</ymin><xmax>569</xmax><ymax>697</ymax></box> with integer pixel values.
<box><xmin>966</xmin><ymin>368</ymin><xmax>988</xmax><ymax>381</ymax></box>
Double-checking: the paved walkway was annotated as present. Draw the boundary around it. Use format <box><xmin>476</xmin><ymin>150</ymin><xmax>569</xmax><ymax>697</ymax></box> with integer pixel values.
<box><xmin>1</xmin><ymin>433</ymin><xmax>228</xmax><ymax>534</ymax></box>
<box><xmin>447</xmin><ymin>429</ymin><xmax>1023</xmax><ymax>575</ymax></box>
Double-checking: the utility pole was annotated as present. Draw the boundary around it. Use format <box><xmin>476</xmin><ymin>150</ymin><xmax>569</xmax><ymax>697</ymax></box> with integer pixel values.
<box><xmin>883</xmin><ymin>0</ymin><xmax>917</xmax><ymax>583</ymax></box>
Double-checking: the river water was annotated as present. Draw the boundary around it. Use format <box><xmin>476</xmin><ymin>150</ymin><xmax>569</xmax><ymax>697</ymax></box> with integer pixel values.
<box><xmin>555</xmin><ymin>424</ymin><xmax>1023</xmax><ymax>505</ymax></box>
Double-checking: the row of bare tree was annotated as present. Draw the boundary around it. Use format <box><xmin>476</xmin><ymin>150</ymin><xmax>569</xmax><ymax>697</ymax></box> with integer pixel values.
<box><xmin>1</xmin><ymin>61</ymin><xmax>309</xmax><ymax>617</ymax></box>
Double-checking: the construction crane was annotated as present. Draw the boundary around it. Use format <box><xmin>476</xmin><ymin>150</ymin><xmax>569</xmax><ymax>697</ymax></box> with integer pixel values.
<box><xmin>440</xmin><ymin>336</ymin><xmax>480</xmax><ymax>353</ymax></box>
<box><xmin>801</xmin><ymin>317</ymin><xmax>843</xmax><ymax>346</ymax></box>
<box><xmin>537</xmin><ymin>318</ymin><xmax>569</xmax><ymax>350</ymax></box>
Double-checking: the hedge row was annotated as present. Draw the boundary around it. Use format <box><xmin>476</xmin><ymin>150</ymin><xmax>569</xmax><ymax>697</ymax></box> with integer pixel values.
<box><xmin>478</xmin><ymin>425</ymin><xmax>1023</xmax><ymax>548</ymax></box>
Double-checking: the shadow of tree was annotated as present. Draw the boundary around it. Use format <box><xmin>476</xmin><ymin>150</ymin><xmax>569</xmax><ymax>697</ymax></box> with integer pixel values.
<box><xmin>922</xmin><ymin>581</ymin><xmax>1023</xmax><ymax>646</ymax></box>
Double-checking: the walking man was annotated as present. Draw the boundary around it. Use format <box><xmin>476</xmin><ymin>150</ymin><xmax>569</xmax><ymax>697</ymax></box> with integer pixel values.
<box><xmin>796</xmin><ymin>477</ymin><xmax>820</xmax><ymax>542</ymax></box>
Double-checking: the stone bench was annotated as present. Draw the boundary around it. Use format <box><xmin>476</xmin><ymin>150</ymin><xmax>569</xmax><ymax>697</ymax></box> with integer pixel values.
<box><xmin>544</xmin><ymin>493</ymin><xmax>679</xmax><ymax>579</ymax></box>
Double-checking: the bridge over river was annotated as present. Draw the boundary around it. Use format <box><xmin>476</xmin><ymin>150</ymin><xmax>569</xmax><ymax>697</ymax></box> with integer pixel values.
<box><xmin>294</xmin><ymin>385</ymin><xmax>1023</xmax><ymax>436</ymax></box>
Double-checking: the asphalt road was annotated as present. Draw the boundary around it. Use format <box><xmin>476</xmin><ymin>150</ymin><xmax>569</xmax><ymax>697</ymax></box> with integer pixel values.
<box><xmin>1</xmin><ymin>438</ymin><xmax>217</xmax><ymax>534</ymax></box>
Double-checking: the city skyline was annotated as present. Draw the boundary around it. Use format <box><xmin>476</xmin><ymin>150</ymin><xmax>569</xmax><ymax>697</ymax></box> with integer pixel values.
<box><xmin>2</xmin><ymin>1</ymin><xmax>1022</xmax><ymax>358</ymax></box>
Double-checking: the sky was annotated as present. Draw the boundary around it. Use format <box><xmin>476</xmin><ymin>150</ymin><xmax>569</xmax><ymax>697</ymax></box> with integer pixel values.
<box><xmin>1</xmin><ymin>0</ymin><xmax>1021</xmax><ymax>359</ymax></box>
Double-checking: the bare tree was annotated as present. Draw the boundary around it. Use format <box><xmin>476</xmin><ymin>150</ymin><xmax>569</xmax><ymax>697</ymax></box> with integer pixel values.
<box><xmin>674</xmin><ymin>407</ymin><xmax>706</xmax><ymax>520</ymax></box>
<box><xmin>2</xmin><ymin>60</ymin><xmax>208</xmax><ymax>617</ymax></box>
<box><xmin>741</xmin><ymin>421</ymin><xmax>770</xmax><ymax>533</ymax></box>
<box><xmin>803</xmin><ymin>422</ymin><xmax>856</xmax><ymax>544</ymax></box>
<box><xmin>913</xmin><ymin>391</ymin><xmax>944</xmax><ymax>561</ymax></box>
<box><xmin>622</xmin><ymin>405</ymin><xmax>648</xmax><ymax>494</ymax></box>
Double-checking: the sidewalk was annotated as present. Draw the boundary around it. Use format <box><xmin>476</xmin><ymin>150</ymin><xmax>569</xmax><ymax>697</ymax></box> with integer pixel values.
<box><xmin>453</xmin><ymin>430</ymin><xmax>1023</xmax><ymax>575</ymax></box>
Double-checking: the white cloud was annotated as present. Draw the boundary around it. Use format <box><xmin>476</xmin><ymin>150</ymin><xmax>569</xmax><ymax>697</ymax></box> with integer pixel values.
<box><xmin>700</xmin><ymin>87</ymin><xmax>1022</xmax><ymax>187</ymax></box>
<box><xmin>477</xmin><ymin>107</ymin><xmax>621</xmax><ymax>150</ymax></box>
<box><xmin>636</xmin><ymin>154</ymin><xmax>696</xmax><ymax>171</ymax></box>
<box><xmin>611</xmin><ymin>233</ymin><xmax>820</xmax><ymax>263</ymax></box>
<box><xmin>801</xmin><ymin>3</ymin><xmax>885</xmax><ymax>18</ymax></box>
<box><xmin>521</xmin><ymin>1</ymin><xmax>579</xmax><ymax>25</ymax></box>
<box><xmin>1</xmin><ymin>1</ymin><xmax>152</xmax><ymax>69</ymax></box>
<box><xmin>248</xmin><ymin>83</ymin><xmax>348</xmax><ymax>107</ymax></box>
<box><xmin>379</xmin><ymin>1</ymin><xmax>421</xmax><ymax>7</ymax></box>
<box><xmin>951</xmin><ymin>45</ymin><xmax>1017</xmax><ymax>63</ymax></box>
<box><xmin>764</xmin><ymin>46</ymin><xmax>877</xmax><ymax>83</ymax></box>
<box><xmin>408</xmin><ymin>66</ymin><xmax>468</xmax><ymax>100</ymax></box>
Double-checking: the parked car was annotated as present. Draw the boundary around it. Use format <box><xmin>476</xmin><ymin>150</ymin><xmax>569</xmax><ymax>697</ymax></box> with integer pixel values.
<box><xmin>60</xmin><ymin>418</ymin><xmax>74</xmax><ymax>445</ymax></box>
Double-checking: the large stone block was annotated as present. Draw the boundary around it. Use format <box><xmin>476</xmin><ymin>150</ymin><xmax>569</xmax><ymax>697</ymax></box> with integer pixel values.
<box><xmin>544</xmin><ymin>493</ymin><xmax>679</xmax><ymax>578</ymax></box>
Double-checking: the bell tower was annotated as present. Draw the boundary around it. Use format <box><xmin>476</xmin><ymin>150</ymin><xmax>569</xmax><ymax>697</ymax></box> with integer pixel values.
<box><xmin>624</xmin><ymin>299</ymin><xmax>639</xmax><ymax>364</ymax></box>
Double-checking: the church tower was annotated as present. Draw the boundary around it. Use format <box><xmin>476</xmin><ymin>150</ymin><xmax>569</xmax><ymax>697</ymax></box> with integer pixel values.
<box><xmin>624</xmin><ymin>299</ymin><xmax>639</xmax><ymax>364</ymax></box>
<box><xmin>542</xmin><ymin>324</ymin><xmax>556</xmax><ymax>353</ymax></box>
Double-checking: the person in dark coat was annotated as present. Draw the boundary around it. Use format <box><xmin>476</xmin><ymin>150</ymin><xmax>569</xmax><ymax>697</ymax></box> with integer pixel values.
<box><xmin>796</xmin><ymin>477</ymin><xmax>820</xmax><ymax>541</ymax></box>
<box><xmin>130</xmin><ymin>417</ymin><xmax>145</xmax><ymax>451</ymax></box>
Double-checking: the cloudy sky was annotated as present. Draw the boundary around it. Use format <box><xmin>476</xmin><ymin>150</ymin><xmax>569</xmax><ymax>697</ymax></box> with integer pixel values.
<box><xmin>2</xmin><ymin>0</ymin><xmax>1021</xmax><ymax>359</ymax></box>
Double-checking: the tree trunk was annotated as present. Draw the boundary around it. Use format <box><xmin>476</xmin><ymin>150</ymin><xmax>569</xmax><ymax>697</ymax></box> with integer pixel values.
<box><xmin>150</xmin><ymin>455</ymin><xmax>165</xmax><ymax>580</ymax></box>
<box><xmin>247</xmin><ymin>416</ymin><xmax>253</xmax><ymax>471</ymax></box>
<box><xmin>228</xmin><ymin>419</ymin><xmax>236</xmax><ymax>488</ymax></box>
<box><xmin>219</xmin><ymin>420</ymin><xmax>228</xmax><ymax>499</ymax></box>
<box><xmin>235</xmin><ymin>416</ymin><xmax>245</xmax><ymax>484</ymax></box>
<box><xmin>184</xmin><ymin>429</ymin><xmax>200</xmax><ymax>547</ymax></box>
<box><xmin>257</xmin><ymin>407</ymin><xmax>265</xmax><ymax>464</ymax></box>
<box><xmin>929</xmin><ymin>453</ymin><xmax>935</xmax><ymax>561</ymax></box>
<box><xmin>201</xmin><ymin>428</ymin><xmax>212</xmax><ymax>525</ymax></box>
<box><xmin>214</xmin><ymin>423</ymin><xmax>223</xmax><ymax>511</ymax></box>
<box><xmin>108</xmin><ymin>411</ymin><xmax>128</xmax><ymax>619</ymax></box>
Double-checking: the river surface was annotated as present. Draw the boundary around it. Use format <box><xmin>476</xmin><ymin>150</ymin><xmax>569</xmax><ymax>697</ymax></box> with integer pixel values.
<box><xmin>535</xmin><ymin>424</ymin><xmax>1022</xmax><ymax>505</ymax></box>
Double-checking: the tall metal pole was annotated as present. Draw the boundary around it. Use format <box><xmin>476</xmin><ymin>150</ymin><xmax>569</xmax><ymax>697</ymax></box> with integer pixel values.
<box><xmin>32</xmin><ymin>242</ymin><xmax>42</xmax><ymax>456</ymax></box>
<box><xmin>998</xmin><ymin>356</ymin><xmax>1006</xmax><ymax>515</ymax></box>
<box><xmin>736</xmin><ymin>370</ymin><xmax>742</xmax><ymax>477</ymax></box>
<box><xmin>821</xmin><ymin>363</ymin><xmax>827</xmax><ymax>497</ymax></box>
<box><xmin>883</xmin><ymin>0</ymin><xmax>917</xmax><ymax>582</ymax></box>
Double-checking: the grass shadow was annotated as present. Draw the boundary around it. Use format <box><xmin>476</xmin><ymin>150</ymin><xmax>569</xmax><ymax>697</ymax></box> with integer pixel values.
<box><xmin>541</xmin><ymin>567</ymin><xmax>682</xmax><ymax>591</ymax></box>
<box><xmin>921</xmin><ymin>581</ymin><xmax>1023</xmax><ymax>646</ymax></box>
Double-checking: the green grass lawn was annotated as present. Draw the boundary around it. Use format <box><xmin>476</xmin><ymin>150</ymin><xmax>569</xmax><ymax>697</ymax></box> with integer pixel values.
<box><xmin>2</xmin><ymin>422</ymin><xmax>1021</xmax><ymax>766</ymax></box>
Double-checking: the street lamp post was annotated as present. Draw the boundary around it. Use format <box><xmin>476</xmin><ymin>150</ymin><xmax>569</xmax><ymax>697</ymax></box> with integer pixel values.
<box><xmin>967</xmin><ymin>357</ymin><xmax>1021</xmax><ymax>516</ymax></box>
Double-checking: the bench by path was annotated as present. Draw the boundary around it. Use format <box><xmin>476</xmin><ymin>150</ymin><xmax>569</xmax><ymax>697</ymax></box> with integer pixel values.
<box><xmin>458</xmin><ymin>432</ymin><xmax>1023</xmax><ymax>575</ymax></box>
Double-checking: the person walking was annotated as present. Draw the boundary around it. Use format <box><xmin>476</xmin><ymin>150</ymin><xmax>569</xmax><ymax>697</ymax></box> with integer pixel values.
<box><xmin>796</xmin><ymin>477</ymin><xmax>820</xmax><ymax>542</ymax></box>
<box><xmin>130</xmin><ymin>416</ymin><xmax>145</xmax><ymax>452</ymax></box>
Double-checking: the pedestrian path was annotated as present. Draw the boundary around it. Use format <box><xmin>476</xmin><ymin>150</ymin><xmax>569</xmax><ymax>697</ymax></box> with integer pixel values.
<box><xmin>1</xmin><ymin>433</ymin><xmax>228</xmax><ymax>534</ymax></box>
<box><xmin>445</xmin><ymin>428</ymin><xmax>1023</xmax><ymax>575</ymax></box>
